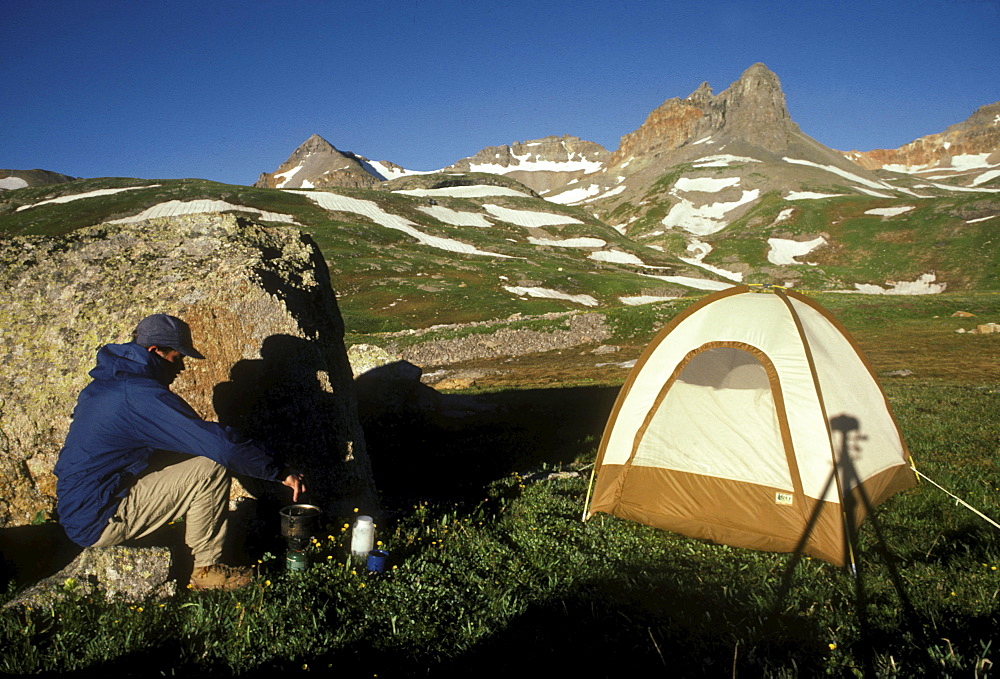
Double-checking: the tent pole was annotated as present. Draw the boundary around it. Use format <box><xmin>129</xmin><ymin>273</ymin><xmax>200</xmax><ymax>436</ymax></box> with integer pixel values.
<box><xmin>581</xmin><ymin>463</ymin><xmax>598</xmax><ymax>521</ymax></box>
<box><xmin>776</xmin><ymin>288</ymin><xmax>860</xmax><ymax>573</ymax></box>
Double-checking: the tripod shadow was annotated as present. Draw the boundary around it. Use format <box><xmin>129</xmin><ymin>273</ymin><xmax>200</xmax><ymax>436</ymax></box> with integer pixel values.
<box><xmin>771</xmin><ymin>413</ymin><xmax>917</xmax><ymax>676</ymax></box>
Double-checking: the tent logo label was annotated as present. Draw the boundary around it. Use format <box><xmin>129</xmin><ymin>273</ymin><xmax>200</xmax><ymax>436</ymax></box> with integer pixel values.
<box><xmin>775</xmin><ymin>492</ymin><xmax>794</xmax><ymax>506</ymax></box>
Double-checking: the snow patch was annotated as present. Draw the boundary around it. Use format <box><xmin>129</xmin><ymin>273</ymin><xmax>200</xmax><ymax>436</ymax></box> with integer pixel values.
<box><xmin>619</xmin><ymin>296</ymin><xmax>679</xmax><ymax>305</ymax></box>
<box><xmin>677</xmin><ymin>239</ymin><xmax>743</xmax><ymax>281</ymax></box>
<box><xmin>783</xmin><ymin>157</ymin><xmax>893</xmax><ymax>191</ymax></box>
<box><xmin>274</xmin><ymin>165</ymin><xmax>304</xmax><ymax>188</ymax></box>
<box><xmin>395</xmin><ymin>185</ymin><xmax>528</xmax><ymax>198</ymax></box>
<box><xmin>773</xmin><ymin>208</ymin><xmax>795</xmax><ymax>224</ymax></box>
<box><xmin>967</xmin><ymin>215</ymin><xmax>996</xmax><ymax>224</ymax></box>
<box><xmin>661</xmin><ymin>190</ymin><xmax>760</xmax><ymax>235</ymax></box>
<box><xmin>416</xmin><ymin>205</ymin><xmax>492</xmax><ymax>227</ymax></box>
<box><xmin>972</xmin><ymin>169</ymin><xmax>1000</xmax><ymax>186</ymax></box>
<box><xmin>786</xmin><ymin>191</ymin><xmax>844</xmax><ymax>200</ymax></box>
<box><xmin>675</xmin><ymin>176</ymin><xmax>740</xmax><ymax>193</ymax></box>
<box><xmin>576</xmin><ymin>184</ymin><xmax>626</xmax><ymax>203</ymax></box>
<box><xmin>482</xmin><ymin>204</ymin><xmax>582</xmax><ymax>227</ymax></box>
<box><xmin>864</xmin><ymin>206</ymin><xmax>915</xmax><ymax>217</ymax></box>
<box><xmin>589</xmin><ymin>250</ymin><xmax>645</xmax><ymax>265</ymax></box>
<box><xmin>109</xmin><ymin>199</ymin><xmax>297</xmax><ymax>224</ymax></box>
<box><xmin>503</xmin><ymin>286</ymin><xmax>598</xmax><ymax>306</ymax></box>
<box><xmin>292</xmin><ymin>191</ymin><xmax>512</xmax><ymax>258</ymax></box>
<box><xmin>546</xmin><ymin>184</ymin><xmax>601</xmax><ymax>204</ymax></box>
<box><xmin>767</xmin><ymin>237</ymin><xmax>827</xmax><ymax>265</ymax></box>
<box><xmin>366</xmin><ymin>161</ymin><xmax>430</xmax><ymax>180</ymax></box>
<box><xmin>854</xmin><ymin>187</ymin><xmax>893</xmax><ymax>198</ymax></box>
<box><xmin>469</xmin><ymin>156</ymin><xmax>603</xmax><ymax>174</ymax></box>
<box><xmin>691</xmin><ymin>154</ymin><xmax>759</xmax><ymax>168</ymax></box>
<box><xmin>0</xmin><ymin>177</ymin><xmax>29</xmax><ymax>190</ymax></box>
<box><xmin>848</xmin><ymin>273</ymin><xmax>946</xmax><ymax>295</ymax></box>
<box><xmin>528</xmin><ymin>236</ymin><xmax>606</xmax><ymax>247</ymax></box>
<box><xmin>949</xmin><ymin>153</ymin><xmax>992</xmax><ymax>171</ymax></box>
<box><xmin>17</xmin><ymin>185</ymin><xmax>162</xmax><ymax>211</ymax></box>
<box><xmin>644</xmin><ymin>275</ymin><xmax>734</xmax><ymax>291</ymax></box>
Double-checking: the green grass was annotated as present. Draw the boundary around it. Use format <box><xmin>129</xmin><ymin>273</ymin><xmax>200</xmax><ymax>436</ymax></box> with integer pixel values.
<box><xmin>3</xmin><ymin>294</ymin><xmax>998</xmax><ymax>676</ymax></box>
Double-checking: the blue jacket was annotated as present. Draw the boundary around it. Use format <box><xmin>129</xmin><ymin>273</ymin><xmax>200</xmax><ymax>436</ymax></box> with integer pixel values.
<box><xmin>54</xmin><ymin>342</ymin><xmax>284</xmax><ymax>547</ymax></box>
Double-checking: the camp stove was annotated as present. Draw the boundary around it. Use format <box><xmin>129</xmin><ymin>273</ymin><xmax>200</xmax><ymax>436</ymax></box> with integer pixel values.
<box><xmin>279</xmin><ymin>504</ymin><xmax>321</xmax><ymax>570</ymax></box>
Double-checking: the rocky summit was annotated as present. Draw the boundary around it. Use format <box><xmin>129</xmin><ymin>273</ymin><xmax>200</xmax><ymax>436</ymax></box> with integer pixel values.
<box><xmin>444</xmin><ymin>135</ymin><xmax>610</xmax><ymax>196</ymax></box>
<box><xmin>0</xmin><ymin>169</ymin><xmax>77</xmax><ymax>191</ymax></box>
<box><xmin>254</xmin><ymin>134</ymin><xmax>401</xmax><ymax>190</ymax></box>
<box><xmin>842</xmin><ymin>101</ymin><xmax>1000</xmax><ymax>184</ymax></box>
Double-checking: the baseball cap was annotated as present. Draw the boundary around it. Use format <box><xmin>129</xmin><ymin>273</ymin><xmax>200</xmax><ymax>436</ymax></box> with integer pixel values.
<box><xmin>134</xmin><ymin>314</ymin><xmax>206</xmax><ymax>359</ymax></box>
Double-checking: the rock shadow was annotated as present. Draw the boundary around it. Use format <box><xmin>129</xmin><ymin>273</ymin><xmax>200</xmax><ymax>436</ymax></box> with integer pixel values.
<box><xmin>359</xmin><ymin>381</ymin><xmax>620</xmax><ymax>505</ymax></box>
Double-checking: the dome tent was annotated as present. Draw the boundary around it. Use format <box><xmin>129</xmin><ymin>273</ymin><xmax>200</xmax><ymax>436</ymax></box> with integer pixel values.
<box><xmin>584</xmin><ymin>286</ymin><xmax>916</xmax><ymax>567</ymax></box>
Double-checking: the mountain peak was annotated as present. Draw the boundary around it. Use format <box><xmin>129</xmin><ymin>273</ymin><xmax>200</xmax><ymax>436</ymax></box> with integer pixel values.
<box><xmin>686</xmin><ymin>82</ymin><xmax>714</xmax><ymax>107</ymax></box>
<box><xmin>254</xmin><ymin>134</ymin><xmax>383</xmax><ymax>190</ymax></box>
<box><xmin>610</xmin><ymin>62</ymin><xmax>798</xmax><ymax>165</ymax></box>
<box><xmin>713</xmin><ymin>62</ymin><xmax>796</xmax><ymax>151</ymax></box>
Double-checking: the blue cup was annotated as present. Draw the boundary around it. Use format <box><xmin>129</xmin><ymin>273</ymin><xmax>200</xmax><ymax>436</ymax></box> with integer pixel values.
<box><xmin>366</xmin><ymin>549</ymin><xmax>389</xmax><ymax>573</ymax></box>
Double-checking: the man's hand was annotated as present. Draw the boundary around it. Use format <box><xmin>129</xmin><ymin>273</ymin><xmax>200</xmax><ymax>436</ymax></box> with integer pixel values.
<box><xmin>282</xmin><ymin>470</ymin><xmax>307</xmax><ymax>503</ymax></box>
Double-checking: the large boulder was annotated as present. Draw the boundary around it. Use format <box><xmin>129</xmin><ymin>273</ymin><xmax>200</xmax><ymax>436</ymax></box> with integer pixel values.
<box><xmin>0</xmin><ymin>212</ymin><xmax>376</xmax><ymax>529</ymax></box>
<box><xmin>4</xmin><ymin>546</ymin><xmax>174</xmax><ymax>609</ymax></box>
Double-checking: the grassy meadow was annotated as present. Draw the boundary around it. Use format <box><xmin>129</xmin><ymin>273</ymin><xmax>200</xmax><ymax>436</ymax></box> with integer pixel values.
<box><xmin>1</xmin><ymin>292</ymin><xmax>998</xmax><ymax>676</ymax></box>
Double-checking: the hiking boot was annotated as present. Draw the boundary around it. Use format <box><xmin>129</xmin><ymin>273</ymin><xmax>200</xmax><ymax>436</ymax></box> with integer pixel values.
<box><xmin>189</xmin><ymin>564</ymin><xmax>253</xmax><ymax>591</ymax></box>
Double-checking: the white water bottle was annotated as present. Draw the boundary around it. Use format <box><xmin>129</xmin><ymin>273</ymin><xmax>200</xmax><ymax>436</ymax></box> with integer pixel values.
<box><xmin>351</xmin><ymin>515</ymin><xmax>374</xmax><ymax>556</ymax></box>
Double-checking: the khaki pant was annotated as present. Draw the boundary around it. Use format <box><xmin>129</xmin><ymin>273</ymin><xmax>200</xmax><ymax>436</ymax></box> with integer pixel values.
<box><xmin>93</xmin><ymin>454</ymin><xmax>231</xmax><ymax>568</ymax></box>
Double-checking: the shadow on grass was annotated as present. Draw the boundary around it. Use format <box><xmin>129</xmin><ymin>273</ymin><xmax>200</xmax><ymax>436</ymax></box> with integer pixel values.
<box><xmin>361</xmin><ymin>384</ymin><xmax>621</xmax><ymax>506</ymax></box>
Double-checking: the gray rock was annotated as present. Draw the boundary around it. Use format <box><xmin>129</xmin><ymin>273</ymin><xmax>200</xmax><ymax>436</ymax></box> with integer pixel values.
<box><xmin>0</xmin><ymin>212</ymin><xmax>377</xmax><ymax>528</ymax></box>
<box><xmin>4</xmin><ymin>546</ymin><xmax>174</xmax><ymax>609</ymax></box>
<box><xmin>347</xmin><ymin>343</ymin><xmax>402</xmax><ymax>377</ymax></box>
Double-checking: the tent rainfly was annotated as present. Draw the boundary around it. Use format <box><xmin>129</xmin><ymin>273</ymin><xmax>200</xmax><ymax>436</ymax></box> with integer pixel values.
<box><xmin>584</xmin><ymin>286</ymin><xmax>917</xmax><ymax>567</ymax></box>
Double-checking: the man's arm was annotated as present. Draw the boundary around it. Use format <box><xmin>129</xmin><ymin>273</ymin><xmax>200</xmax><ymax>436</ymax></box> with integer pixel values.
<box><xmin>128</xmin><ymin>383</ymin><xmax>287</xmax><ymax>483</ymax></box>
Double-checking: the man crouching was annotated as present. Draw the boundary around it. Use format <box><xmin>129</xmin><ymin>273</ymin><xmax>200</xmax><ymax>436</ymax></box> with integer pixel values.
<box><xmin>54</xmin><ymin>313</ymin><xmax>306</xmax><ymax>590</ymax></box>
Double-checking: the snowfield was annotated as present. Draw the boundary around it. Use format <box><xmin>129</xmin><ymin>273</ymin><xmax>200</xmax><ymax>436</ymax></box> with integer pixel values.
<box><xmin>846</xmin><ymin>273</ymin><xmax>946</xmax><ymax>295</ymax></box>
<box><xmin>109</xmin><ymin>199</ymin><xmax>297</xmax><ymax>225</ymax></box>
<box><xmin>767</xmin><ymin>236</ymin><xmax>827</xmax><ymax>265</ymax></box>
<box><xmin>783</xmin><ymin>157</ymin><xmax>894</xmax><ymax>192</ymax></box>
<box><xmin>394</xmin><ymin>186</ymin><xmax>529</xmax><ymax>198</ymax></box>
<box><xmin>291</xmin><ymin>191</ymin><xmax>513</xmax><ymax>258</ymax></box>
<box><xmin>503</xmin><ymin>285</ymin><xmax>598</xmax><ymax>306</ymax></box>
<box><xmin>273</xmin><ymin>165</ymin><xmax>304</xmax><ymax>189</ymax></box>
<box><xmin>589</xmin><ymin>250</ymin><xmax>646</xmax><ymax>265</ymax></box>
<box><xmin>661</xmin><ymin>190</ymin><xmax>760</xmax><ymax>235</ymax></box>
<box><xmin>416</xmin><ymin>205</ymin><xmax>493</xmax><ymax>227</ymax></box>
<box><xmin>1</xmin><ymin>177</ymin><xmax>30</xmax><ymax>190</ymax></box>
<box><xmin>528</xmin><ymin>236</ymin><xmax>606</xmax><ymax>247</ymax></box>
<box><xmin>692</xmin><ymin>154</ymin><xmax>760</xmax><ymax>168</ymax></box>
<box><xmin>864</xmin><ymin>206</ymin><xmax>915</xmax><ymax>217</ymax></box>
<box><xmin>786</xmin><ymin>191</ymin><xmax>844</xmax><ymax>200</ymax></box>
<box><xmin>17</xmin><ymin>185</ymin><xmax>162</xmax><ymax>212</ymax></box>
<box><xmin>972</xmin><ymin>169</ymin><xmax>1000</xmax><ymax>186</ymax></box>
<box><xmin>645</xmin><ymin>274</ymin><xmax>735</xmax><ymax>291</ymax></box>
<box><xmin>482</xmin><ymin>204</ymin><xmax>582</xmax><ymax>227</ymax></box>
<box><xmin>576</xmin><ymin>184</ymin><xmax>626</xmax><ymax>204</ymax></box>
<box><xmin>678</xmin><ymin>239</ymin><xmax>743</xmax><ymax>282</ymax></box>
<box><xmin>619</xmin><ymin>295</ymin><xmax>680</xmax><ymax>305</ymax></box>
<box><xmin>470</xmin><ymin>153</ymin><xmax>603</xmax><ymax>175</ymax></box>
<box><xmin>675</xmin><ymin>176</ymin><xmax>741</xmax><ymax>192</ymax></box>
<box><xmin>546</xmin><ymin>184</ymin><xmax>602</xmax><ymax>204</ymax></box>
<box><xmin>366</xmin><ymin>161</ymin><xmax>431</xmax><ymax>180</ymax></box>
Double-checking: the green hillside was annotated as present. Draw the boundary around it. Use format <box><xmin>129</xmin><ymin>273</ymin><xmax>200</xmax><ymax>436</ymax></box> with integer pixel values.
<box><xmin>2</xmin><ymin>175</ymin><xmax>997</xmax><ymax>333</ymax></box>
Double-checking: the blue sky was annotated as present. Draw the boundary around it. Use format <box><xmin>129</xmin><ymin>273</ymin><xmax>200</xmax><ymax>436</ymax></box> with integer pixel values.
<box><xmin>4</xmin><ymin>0</ymin><xmax>998</xmax><ymax>185</ymax></box>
